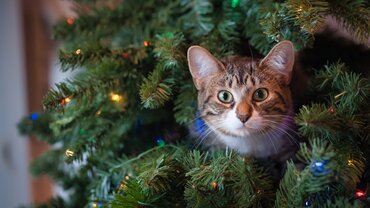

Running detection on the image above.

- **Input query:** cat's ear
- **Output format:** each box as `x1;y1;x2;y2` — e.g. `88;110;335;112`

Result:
187;46;224;90
259;41;295;85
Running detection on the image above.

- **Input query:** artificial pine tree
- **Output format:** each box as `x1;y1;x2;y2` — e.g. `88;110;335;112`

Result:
18;0;370;207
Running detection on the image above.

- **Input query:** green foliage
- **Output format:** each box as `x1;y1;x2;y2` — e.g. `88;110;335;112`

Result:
17;0;370;207
323;197;362;208
110;179;158;208
139;63;175;109
275;140;336;207
328;0;370;44
108;148;274;208
174;82;197;125
275;139;365;207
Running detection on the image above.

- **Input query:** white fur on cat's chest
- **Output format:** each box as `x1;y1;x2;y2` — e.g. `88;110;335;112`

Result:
216;131;286;158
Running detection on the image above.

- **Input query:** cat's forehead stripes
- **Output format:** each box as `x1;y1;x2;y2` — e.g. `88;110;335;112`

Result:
220;57;262;87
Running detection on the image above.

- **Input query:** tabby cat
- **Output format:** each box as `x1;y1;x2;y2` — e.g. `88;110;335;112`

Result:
187;41;299;162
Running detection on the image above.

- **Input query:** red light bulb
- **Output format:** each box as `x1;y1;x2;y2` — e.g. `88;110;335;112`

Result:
355;190;365;197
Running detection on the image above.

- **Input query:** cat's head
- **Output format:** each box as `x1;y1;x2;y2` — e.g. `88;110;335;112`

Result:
187;41;295;139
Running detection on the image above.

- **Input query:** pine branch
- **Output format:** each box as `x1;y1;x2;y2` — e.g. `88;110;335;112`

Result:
275;140;336;207
240;0;276;54
335;72;370;114
184;150;274;207
285;0;329;33
58;46;147;71
174;82;197;125
42;72;119;110
137;155;184;193
110;178;156;208
17;112;55;142
295;103;343;141
314;62;348;90
324;196;362;207
139;63;175;109
180;0;215;37
153;33;187;71
328;0;370;45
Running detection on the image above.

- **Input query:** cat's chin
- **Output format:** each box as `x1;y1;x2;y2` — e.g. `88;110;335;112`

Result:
220;126;256;138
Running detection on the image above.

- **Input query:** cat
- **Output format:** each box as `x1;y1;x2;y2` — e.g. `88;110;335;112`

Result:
187;41;301;162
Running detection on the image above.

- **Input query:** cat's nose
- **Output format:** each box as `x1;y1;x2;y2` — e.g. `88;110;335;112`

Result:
237;114;250;123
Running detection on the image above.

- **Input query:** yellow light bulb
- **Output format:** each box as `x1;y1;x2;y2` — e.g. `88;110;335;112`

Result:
110;93;122;102
212;182;217;189
64;97;71;103
119;183;126;190
297;5;303;12
347;159;354;166
65;149;74;157
75;49;81;55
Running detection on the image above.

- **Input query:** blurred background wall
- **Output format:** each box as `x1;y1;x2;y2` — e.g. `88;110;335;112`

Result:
0;0;75;207
0;0;31;207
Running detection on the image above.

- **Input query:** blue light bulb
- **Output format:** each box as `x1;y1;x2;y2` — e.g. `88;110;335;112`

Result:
30;112;39;121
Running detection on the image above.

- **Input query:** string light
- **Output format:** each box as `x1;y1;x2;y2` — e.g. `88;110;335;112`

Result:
303;200;312;207
143;40;150;47
66;17;75;25
96;110;102;116
355;190;365;197
119;183;126;190
125;175;130;180
329;106;335;114
297;5;303;12
65;149;74;157
347;159;354;166
61;97;71;105
122;52;129;59
79;128;86;135
163;31;175;38
310;161;328;175
75;49;81;55
30;112;39;121
110;92;122;102
156;138;165;147
92;202;97;208
231;0;239;8
212;181;217;189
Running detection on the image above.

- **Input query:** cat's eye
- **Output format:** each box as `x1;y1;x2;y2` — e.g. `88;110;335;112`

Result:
217;90;233;104
253;88;269;101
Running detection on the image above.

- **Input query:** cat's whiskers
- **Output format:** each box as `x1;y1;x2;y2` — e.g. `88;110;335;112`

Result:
193;123;213;148
193;120;224;149
254;125;275;154
261;119;299;147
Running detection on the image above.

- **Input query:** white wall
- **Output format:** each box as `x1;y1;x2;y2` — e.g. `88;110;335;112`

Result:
0;0;30;207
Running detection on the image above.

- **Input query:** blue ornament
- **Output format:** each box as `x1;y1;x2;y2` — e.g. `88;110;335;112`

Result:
310;161;328;175
194;112;208;137
30;112;39;121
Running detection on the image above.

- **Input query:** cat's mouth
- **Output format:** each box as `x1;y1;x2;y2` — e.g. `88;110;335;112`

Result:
230;121;273;137
224;124;258;137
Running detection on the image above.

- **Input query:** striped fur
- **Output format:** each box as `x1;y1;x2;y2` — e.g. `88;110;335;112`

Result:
188;41;299;161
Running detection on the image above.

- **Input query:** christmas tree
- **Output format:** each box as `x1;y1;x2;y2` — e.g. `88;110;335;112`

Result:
18;0;370;207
